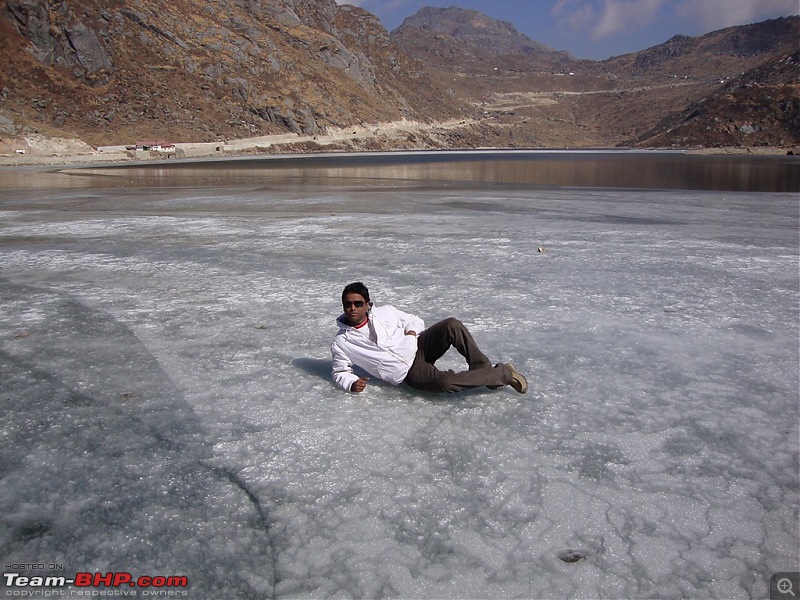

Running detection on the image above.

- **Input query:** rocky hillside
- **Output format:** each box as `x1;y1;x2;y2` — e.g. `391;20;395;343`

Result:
603;17;800;81
0;0;461;146
392;10;799;149
635;50;800;148
391;6;573;74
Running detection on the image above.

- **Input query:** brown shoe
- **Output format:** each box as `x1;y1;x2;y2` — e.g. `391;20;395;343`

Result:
508;364;528;394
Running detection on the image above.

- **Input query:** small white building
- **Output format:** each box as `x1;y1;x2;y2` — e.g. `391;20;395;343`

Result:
136;141;176;153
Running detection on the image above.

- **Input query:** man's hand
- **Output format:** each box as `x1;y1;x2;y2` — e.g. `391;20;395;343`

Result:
405;331;417;336
350;377;369;393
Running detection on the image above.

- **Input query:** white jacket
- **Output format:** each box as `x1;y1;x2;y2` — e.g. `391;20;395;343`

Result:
331;305;425;391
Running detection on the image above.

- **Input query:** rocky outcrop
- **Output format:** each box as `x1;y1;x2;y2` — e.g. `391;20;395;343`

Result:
5;0;112;83
254;103;321;136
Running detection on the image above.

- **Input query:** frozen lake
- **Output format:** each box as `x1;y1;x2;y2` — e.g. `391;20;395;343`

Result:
1;152;798;599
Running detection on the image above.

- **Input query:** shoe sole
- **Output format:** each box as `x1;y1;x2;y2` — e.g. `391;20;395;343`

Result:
508;364;528;394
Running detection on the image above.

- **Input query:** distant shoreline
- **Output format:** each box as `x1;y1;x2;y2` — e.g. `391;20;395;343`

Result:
0;144;795;172
1;114;796;170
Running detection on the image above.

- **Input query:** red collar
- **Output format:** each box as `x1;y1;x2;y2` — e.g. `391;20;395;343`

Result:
353;317;369;329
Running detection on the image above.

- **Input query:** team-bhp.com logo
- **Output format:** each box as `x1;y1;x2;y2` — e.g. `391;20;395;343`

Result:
4;571;188;596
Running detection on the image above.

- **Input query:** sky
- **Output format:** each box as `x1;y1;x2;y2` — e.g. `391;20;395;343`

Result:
335;0;799;60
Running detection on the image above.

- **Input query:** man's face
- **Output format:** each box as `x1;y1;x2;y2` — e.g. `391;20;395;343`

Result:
342;292;369;326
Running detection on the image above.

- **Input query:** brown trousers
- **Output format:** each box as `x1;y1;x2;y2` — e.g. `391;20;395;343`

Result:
403;317;513;393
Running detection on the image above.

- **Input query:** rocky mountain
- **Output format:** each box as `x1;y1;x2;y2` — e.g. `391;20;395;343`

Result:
602;16;800;81
0;0;461;146
392;9;800;149
635;50;800;148
391;6;573;74
0;1;797;154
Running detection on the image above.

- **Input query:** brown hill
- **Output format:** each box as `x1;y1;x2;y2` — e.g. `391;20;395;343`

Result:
604;17;800;81
0;0;460;146
393;10;800;149
391;6;573;74
635;50;800;148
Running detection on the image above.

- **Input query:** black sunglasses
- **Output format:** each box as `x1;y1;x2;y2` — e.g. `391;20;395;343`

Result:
343;300;366;308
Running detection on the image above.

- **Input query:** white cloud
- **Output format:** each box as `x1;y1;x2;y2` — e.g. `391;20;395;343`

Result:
591;0;668;39
552;0;670;38
550;0;798;41
551;0;598;32
676;0;799;30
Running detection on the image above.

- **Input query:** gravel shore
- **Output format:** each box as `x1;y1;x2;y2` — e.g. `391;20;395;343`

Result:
0;121;793;170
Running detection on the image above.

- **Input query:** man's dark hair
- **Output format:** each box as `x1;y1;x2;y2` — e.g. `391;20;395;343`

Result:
342;282;370;303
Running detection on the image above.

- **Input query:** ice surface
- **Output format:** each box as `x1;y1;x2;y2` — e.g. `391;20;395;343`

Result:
0;162;798;599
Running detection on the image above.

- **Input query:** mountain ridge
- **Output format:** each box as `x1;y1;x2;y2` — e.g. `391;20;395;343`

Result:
392;8;799;149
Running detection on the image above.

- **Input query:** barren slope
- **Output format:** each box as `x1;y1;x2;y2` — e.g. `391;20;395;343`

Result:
0;0;461;146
